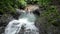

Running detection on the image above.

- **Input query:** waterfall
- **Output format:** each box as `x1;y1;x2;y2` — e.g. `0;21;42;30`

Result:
4;10;39;34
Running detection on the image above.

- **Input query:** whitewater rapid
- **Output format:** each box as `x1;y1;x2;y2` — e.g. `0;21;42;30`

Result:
4;10;39;34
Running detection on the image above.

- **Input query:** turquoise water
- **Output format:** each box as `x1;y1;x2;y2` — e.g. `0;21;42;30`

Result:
4;10;39;34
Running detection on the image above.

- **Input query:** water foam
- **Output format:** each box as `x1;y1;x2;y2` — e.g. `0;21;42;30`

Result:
4;10;39;34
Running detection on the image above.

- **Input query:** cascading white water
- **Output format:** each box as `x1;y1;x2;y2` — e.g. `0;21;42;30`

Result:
4;10;39;34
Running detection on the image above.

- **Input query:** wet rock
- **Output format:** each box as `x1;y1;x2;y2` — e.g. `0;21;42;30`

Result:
0;14;14;26
35;17;60;34
0;26;5;34
0;14;14;34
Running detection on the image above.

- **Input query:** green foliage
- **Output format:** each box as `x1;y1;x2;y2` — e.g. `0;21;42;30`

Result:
0;0;17;14
0;0;27;14
18;0;27;8
42;6;59;22
38;0;52;6
40;2;60;26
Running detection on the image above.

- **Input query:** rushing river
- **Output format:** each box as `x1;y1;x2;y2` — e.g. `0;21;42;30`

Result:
4;10;39;34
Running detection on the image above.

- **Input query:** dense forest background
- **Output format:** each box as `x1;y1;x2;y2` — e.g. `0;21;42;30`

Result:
0;0;60;34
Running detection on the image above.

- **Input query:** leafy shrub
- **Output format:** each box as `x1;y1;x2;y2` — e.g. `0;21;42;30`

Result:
32;0;60;26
